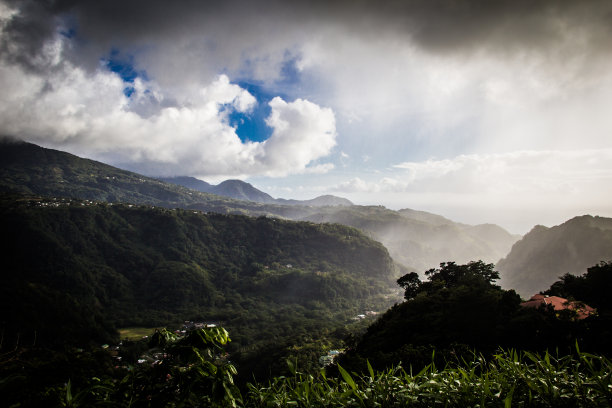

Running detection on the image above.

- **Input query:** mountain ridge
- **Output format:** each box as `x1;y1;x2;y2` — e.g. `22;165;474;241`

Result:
211;179;276;203
0;138;519;274
497;215;612;297
158;175;353;207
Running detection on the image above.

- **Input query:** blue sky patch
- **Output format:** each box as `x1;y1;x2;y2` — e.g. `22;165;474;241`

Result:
123;86;135;98
228;54;301;143
228;81;279;143
105;50;148;86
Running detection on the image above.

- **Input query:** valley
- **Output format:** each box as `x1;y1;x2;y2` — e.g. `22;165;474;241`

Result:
2;1;612;405
1;139;612;407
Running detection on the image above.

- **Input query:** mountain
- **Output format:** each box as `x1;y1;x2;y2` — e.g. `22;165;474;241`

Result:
0;138;224;207
0;139;306;216
159;175;353;207
210;179;276;203
157;176;212;192
397;208;456;226
0;139;518;272
497;215;612;297
0;194;397;354
297;205;520;272
277;194;353;207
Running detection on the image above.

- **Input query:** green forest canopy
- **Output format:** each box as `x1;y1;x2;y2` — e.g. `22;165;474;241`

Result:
0;194;399;378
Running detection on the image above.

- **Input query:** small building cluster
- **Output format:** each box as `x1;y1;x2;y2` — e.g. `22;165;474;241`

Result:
319;349;341;366
179;320;218;334
352;310;379;320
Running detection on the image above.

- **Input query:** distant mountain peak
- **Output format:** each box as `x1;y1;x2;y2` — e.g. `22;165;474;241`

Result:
277;195;353;207
159;176;353;207
397;208;454;226
210;179;276;204
157;176;211;193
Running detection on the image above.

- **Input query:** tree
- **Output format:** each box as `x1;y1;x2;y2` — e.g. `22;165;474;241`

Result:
424;260;499;287
338;261;514;372
396;272;421;300
545;261;612;312
396;260;499;300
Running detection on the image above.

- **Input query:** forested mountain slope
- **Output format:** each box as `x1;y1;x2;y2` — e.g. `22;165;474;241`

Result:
0;194;397;356
0;139;348;219
0;139;519;273
0;138;272;212
497;215;612;297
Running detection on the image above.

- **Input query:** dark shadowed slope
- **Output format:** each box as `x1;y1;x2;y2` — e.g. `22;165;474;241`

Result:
0;194;397;351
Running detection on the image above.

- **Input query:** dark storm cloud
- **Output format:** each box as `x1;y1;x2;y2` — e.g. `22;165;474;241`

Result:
4;0;612;71
0;0;55;70
373;0;610;52
0;1;79;65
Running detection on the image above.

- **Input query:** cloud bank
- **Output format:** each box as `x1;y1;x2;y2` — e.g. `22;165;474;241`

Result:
333;150;612;194
0;22;336;178
327;149;612;232
3;0;612;167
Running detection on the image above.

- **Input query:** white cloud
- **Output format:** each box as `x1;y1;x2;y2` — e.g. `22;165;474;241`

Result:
296;25;612;165
392;150;612;194
0;35;337;178
303;163;335;174
259;97;337;176
332;177;377;193
0;2;16;21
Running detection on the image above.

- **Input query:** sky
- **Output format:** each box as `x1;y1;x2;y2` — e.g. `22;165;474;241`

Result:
1;0;612;234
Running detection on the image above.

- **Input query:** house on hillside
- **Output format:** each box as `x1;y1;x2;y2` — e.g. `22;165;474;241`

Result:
521;294;596;320
319;350;342;367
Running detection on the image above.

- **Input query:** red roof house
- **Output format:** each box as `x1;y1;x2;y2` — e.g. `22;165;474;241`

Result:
521;294;596;320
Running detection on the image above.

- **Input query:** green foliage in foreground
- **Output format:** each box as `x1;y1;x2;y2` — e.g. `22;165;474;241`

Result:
3;327;612;407
247;349;612;407
2;327;241;408
20;346;612;407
